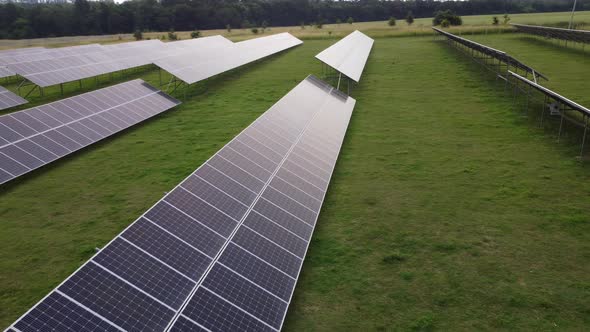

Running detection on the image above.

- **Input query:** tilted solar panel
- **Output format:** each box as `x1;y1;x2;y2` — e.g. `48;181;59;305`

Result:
512;23;590;44
0;86;27;111
0;44;104;66
8;75;356;331
0;79;180;184
155;33;302;85
432;27;548;80
315;30;374;83
508;70;590;117
0;66;16;78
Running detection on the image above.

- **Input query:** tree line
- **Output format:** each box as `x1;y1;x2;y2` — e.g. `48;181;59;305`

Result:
0;0;586;39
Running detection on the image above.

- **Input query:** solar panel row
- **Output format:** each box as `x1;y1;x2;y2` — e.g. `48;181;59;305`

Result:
7;41;166;87
0;79;180;184
508;70;590;117
315;30;374;83
155;33;302;85
432;27;548;80
9;75;356;332
0;44;104;66
0;85;27;111
0;47;47;78
512;23;590;44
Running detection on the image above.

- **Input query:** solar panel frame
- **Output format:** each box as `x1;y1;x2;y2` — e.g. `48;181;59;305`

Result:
8;75;355;332
0;85;28;110
315;30;375;83
0;79;180;184
508;70;590;117
432;27;548;80
512;23;590;44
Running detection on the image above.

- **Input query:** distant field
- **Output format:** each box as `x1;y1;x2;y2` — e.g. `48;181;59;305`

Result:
1;27;589;330
0;10;589;49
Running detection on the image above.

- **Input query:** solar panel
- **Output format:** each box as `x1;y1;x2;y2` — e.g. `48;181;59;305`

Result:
315;30;374;83
508;70;590;117
432;27;548;81
512;23;590;44
0;85;27;111
0;44;104;66
155;33;302;85
0;79;180;184
0;66;16;78
8;75;356;331
6;42;168;88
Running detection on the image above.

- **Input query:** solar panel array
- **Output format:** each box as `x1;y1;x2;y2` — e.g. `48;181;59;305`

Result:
9;74;356;331
512;23;590;44
0;86;28;110
0;44;104;67
315;30;375;83
6;41;166;87
432;27;548;80
0;79;180;184
155;33;302;84
0;47;47;78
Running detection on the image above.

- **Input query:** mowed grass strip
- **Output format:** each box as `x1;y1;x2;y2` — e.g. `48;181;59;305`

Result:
1;36;589;330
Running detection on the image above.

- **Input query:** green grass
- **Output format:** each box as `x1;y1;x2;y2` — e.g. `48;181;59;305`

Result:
1;33;590;330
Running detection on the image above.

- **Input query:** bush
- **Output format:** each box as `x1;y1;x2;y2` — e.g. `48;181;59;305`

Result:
503;14;511;25
167;30;177;40
251;27;259;34
441;19;450;28
388;17;396;27
226;24;231;32
316;21;323;29
133;30;143;40
406;11;414;25
433;10;462;26
492;16;499;25
347;17;354;24
190;31;201;38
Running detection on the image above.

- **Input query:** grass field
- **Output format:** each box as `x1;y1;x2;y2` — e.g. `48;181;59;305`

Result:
1;10;590;49
1;29;590;330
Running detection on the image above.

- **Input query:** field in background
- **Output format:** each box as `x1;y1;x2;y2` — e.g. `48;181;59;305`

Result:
1;30;589;330
0;10;590;49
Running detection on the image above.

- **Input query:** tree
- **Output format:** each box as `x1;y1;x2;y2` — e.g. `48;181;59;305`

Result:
406;11;414;25
167;30;177;40
190;30;200;38
261;20;268;32
133;29;143;40
441;19;450;28
226;24;231;33
347;17;354;25
492;16;499;25
433;10;462;26
251;27;258;34
388;17;396;27
503;14;511;25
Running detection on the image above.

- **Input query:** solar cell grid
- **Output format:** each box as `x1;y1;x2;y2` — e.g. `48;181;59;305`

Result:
0;85;28;110
512;23;590;44
0;79;180;185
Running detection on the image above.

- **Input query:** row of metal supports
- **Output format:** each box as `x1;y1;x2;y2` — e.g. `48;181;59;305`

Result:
507;74;588;158
436;33;588;159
